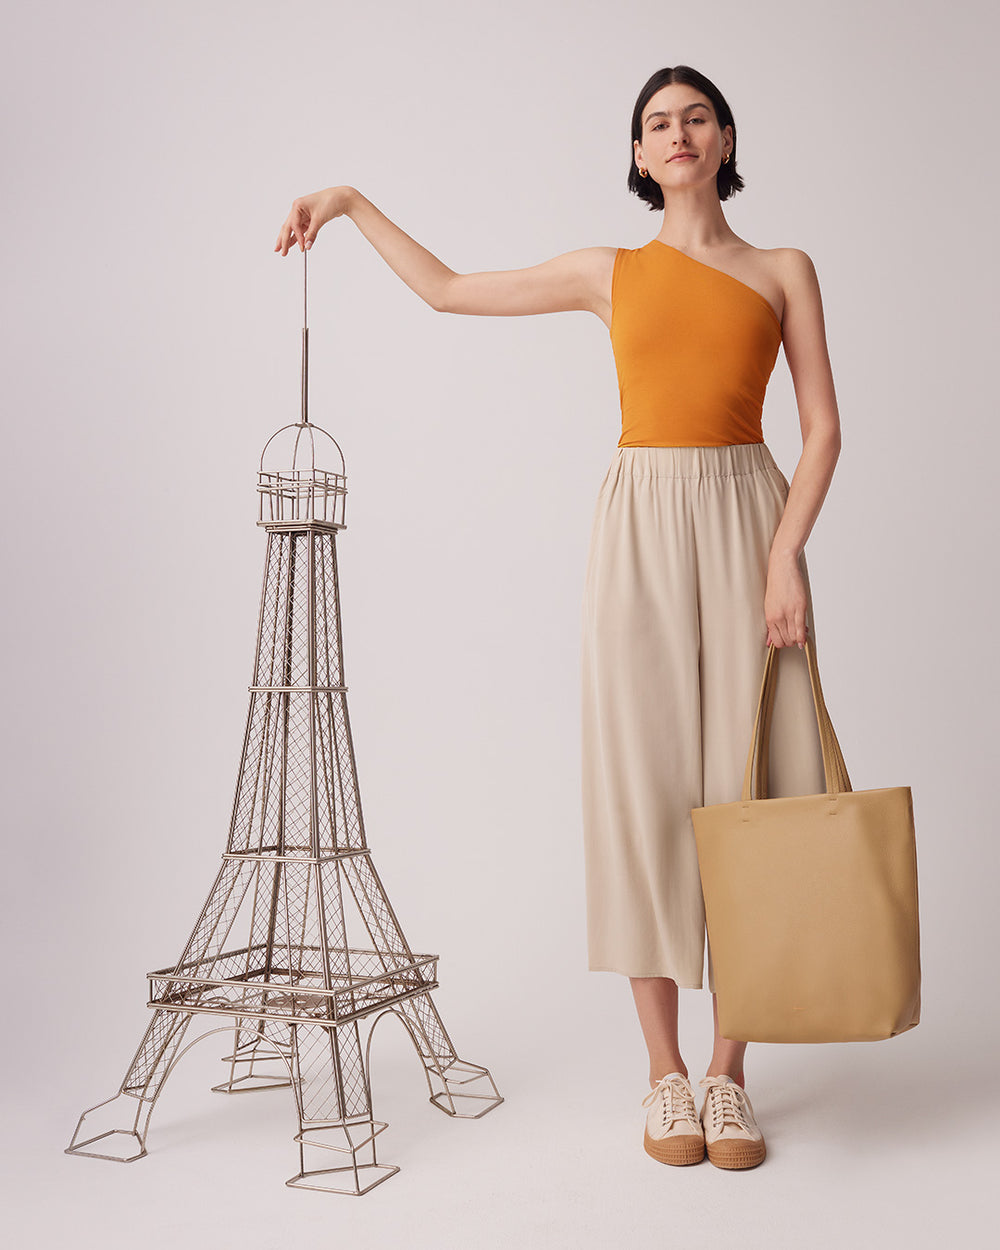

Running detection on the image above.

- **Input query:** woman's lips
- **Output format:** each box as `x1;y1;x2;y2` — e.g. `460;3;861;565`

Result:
670;154;696;161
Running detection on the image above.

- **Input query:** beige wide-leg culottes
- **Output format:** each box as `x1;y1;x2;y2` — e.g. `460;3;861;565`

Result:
580;442;827;991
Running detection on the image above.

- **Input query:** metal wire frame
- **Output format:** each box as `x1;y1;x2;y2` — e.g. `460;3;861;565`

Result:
257;423;347;530
66;254;502;1194
66;500;503;1194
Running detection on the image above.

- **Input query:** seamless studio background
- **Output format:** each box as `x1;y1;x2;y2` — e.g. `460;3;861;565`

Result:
2;1;996;1246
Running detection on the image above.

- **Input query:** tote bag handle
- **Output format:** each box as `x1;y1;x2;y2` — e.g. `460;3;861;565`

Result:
741;638;852;801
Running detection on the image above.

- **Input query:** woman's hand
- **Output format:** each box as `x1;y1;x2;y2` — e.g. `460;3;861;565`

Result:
274;186;355;256
763;550;810;649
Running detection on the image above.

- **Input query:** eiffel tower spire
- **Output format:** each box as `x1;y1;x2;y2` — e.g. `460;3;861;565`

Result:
66;250;503;1195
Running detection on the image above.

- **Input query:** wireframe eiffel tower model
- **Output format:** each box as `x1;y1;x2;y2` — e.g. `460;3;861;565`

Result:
66;251;503;1195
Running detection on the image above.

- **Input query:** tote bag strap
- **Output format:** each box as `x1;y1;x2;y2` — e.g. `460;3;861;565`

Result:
741;637;852;801
804;639;852;794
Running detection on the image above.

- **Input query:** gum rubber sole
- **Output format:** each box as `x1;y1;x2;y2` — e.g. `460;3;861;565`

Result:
705;1138;767;1169
643;1129;705;1166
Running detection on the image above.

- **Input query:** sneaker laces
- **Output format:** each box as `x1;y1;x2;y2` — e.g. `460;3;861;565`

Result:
641;1073;698;1130
700;1076;755;1133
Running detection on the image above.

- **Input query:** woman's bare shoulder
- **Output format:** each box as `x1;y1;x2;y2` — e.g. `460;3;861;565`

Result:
765;248;824;311
575;244;621;270
765;247;820;281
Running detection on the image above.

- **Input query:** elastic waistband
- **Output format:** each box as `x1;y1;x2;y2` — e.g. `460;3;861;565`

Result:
609;442;779;479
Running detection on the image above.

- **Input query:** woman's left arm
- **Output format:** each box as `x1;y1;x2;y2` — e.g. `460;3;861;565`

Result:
764;248;843;649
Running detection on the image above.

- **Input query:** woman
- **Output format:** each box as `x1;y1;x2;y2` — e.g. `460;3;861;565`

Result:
275;64;841;1172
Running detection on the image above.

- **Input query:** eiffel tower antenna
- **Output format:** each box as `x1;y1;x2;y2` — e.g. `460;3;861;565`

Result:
66;248;503;1195
301;244;309;424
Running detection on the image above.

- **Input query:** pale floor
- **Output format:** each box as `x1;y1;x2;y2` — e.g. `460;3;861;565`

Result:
10;980;993;1250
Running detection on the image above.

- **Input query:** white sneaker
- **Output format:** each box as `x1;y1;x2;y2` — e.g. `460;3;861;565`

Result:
697;1075;766;1169
641;1072;705;1166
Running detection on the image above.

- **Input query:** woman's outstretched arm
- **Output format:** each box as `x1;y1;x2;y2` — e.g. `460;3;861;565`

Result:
275;185;613;321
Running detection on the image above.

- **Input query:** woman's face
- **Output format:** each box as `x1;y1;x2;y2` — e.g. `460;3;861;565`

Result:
634;84;732;188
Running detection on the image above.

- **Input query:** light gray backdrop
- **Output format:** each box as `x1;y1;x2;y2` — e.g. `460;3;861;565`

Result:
2;0;996;1245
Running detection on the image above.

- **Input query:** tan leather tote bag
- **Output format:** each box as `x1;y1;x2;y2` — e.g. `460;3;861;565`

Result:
691;638;921;1044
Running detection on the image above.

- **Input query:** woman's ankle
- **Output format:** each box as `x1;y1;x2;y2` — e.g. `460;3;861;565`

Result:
704;1067;745;1089
649;1066;688;1087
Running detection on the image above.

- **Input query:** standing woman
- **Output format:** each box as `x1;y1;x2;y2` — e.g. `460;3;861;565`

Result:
275;64;841;1173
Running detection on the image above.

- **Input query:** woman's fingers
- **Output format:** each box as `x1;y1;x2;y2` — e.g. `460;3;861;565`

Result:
274;221;296;256
290;212;308;253
275;197;325;255
763;557;811;649
275;208;310;256
766;617;791;648
275;189;349;255
790;607;808;648
766;616;810;649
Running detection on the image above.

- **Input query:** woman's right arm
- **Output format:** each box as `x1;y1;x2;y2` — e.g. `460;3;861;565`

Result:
275;185;613;322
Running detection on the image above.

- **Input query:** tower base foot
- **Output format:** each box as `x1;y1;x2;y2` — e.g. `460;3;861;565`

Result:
285;1162;399;1195
287;1118;396;1193
212;1033;294;1093
211;1071;293;1094
65;1094;149;1163
428;1058;504;1119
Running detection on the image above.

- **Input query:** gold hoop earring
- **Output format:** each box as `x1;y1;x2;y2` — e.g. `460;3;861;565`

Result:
723;152;730;164
638;167;648;178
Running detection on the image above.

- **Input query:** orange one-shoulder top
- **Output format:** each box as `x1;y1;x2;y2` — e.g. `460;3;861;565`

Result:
609;240;783;447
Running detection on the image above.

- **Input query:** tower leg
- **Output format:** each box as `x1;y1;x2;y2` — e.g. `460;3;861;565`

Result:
67;855;261;1160
212;1016;294;1094
65;1009;195;1162
397;992;504;1118
283;1020;397;1195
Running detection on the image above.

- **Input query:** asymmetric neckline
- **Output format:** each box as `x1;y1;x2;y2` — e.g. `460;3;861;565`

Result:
646;239;782;331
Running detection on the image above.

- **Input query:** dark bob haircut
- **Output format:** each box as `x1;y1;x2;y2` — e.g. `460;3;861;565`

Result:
627;65;745;209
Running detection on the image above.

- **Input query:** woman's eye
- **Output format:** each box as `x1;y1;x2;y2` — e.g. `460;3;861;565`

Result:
652;117;705;130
